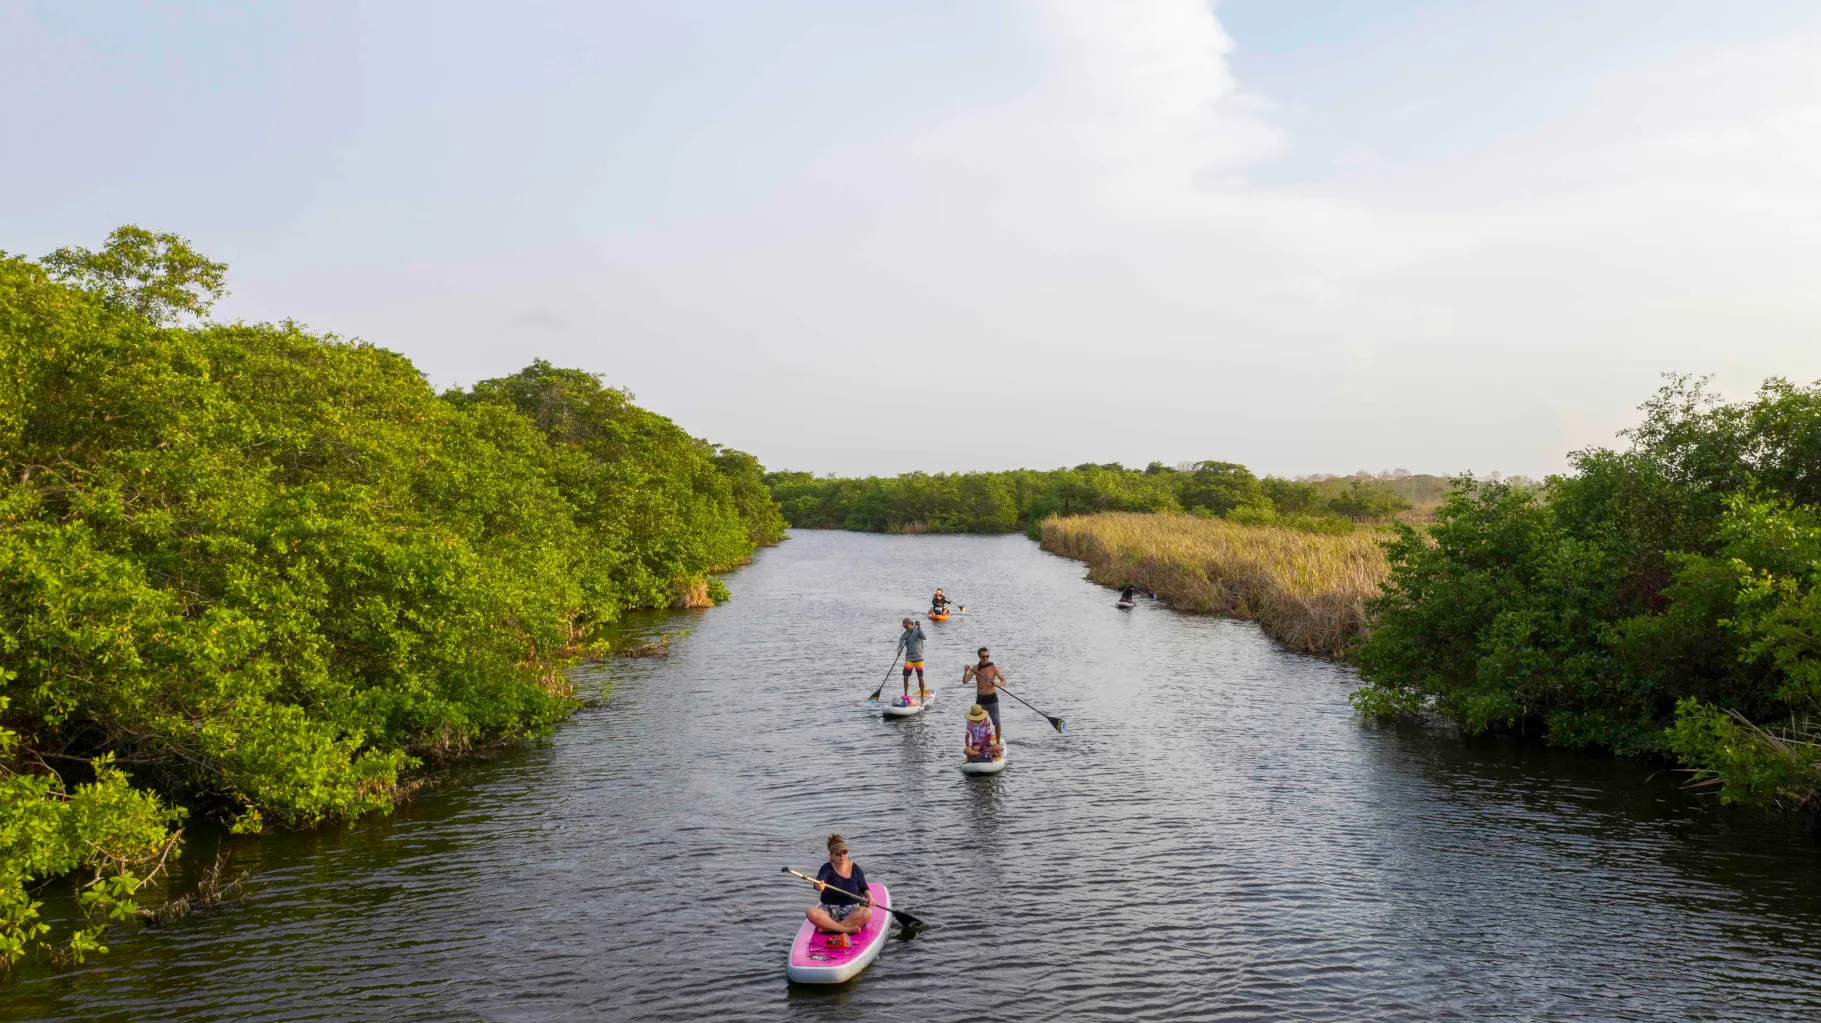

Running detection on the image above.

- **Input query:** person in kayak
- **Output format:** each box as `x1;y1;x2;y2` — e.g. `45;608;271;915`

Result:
963;703;1002;762
1119;584;1137;603
895;617;927;704
962;646;1007;741
930;589;951;615
806;833;872;944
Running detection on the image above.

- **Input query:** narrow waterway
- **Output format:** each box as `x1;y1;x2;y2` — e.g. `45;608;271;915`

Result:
12;531;1821;1022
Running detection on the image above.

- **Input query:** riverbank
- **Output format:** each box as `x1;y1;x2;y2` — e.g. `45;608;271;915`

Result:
1039;512;1389;657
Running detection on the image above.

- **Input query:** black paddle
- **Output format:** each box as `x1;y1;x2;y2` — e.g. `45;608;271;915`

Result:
997;683;1067;734
783;867;927;929
958;677;1067;735
865;653;903;704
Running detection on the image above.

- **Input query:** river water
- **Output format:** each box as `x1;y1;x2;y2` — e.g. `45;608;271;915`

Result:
11;531;1821;1022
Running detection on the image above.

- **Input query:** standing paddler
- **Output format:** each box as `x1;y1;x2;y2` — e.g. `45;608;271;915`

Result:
962;646;1007;741
895;617;928;705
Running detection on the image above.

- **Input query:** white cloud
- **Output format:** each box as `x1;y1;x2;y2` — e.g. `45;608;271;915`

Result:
204;0;1821;477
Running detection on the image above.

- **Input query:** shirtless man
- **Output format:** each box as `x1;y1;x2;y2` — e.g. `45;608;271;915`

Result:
962;646;1007;741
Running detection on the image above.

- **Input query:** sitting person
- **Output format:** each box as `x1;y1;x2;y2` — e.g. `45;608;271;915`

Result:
1119;584;1137;602
930;588;951;614
964;703;1002;762
806;833;872;946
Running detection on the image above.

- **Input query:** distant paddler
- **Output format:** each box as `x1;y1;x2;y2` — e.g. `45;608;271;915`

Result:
962;646;1007;742
930;589;953;617
894;617;928;705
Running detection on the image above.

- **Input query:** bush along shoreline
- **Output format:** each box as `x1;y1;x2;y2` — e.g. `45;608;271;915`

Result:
1351;376;1821;814
0;227;784;971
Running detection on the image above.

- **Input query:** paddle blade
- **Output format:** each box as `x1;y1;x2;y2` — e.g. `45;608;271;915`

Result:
889;906;926;930
1050;716;1068;734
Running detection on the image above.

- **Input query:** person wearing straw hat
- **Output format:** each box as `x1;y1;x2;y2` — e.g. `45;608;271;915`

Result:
963;703;1002;763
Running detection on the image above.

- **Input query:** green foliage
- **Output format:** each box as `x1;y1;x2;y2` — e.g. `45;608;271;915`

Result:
0;698;182;974
765;462;1412;537
1353;375;1821;809
40;225;226;326
0;229;782;968
1262;474;1428;522
1176;461;1264;516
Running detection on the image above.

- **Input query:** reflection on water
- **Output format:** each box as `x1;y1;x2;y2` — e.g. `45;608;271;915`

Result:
10;531;1821;1022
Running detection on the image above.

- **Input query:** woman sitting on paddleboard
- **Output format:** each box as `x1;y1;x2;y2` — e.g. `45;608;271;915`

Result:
962;647;1007;741
806;834;872;946
963;703;1002;762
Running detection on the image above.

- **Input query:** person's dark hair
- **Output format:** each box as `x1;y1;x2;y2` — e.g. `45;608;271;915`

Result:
977;647;990;657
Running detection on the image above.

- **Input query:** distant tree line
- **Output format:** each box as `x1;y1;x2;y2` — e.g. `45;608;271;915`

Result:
765;462;1443;536
0;228;784;969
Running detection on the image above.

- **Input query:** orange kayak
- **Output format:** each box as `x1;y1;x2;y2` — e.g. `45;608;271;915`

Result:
927;611;949;621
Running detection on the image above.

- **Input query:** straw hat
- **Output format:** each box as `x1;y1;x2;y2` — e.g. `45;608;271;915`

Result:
966;704;989;723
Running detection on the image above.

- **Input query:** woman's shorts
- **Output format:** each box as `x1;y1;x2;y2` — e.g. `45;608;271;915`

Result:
823;902;861;921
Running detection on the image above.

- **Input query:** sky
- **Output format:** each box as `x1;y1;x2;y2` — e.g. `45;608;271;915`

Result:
3;0;1818;478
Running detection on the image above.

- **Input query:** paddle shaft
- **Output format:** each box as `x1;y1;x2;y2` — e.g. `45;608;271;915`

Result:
866;653;903;703
783;868;924;927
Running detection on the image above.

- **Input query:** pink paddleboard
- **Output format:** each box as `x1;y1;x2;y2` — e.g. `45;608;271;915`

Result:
785;883;891;984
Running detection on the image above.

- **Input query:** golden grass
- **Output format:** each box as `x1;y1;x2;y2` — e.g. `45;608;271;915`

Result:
1039;512;1390;657
670;577;715;609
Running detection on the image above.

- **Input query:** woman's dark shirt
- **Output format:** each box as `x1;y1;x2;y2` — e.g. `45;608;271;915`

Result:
815;861;869;906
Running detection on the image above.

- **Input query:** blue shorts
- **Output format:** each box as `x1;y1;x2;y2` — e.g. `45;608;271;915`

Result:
823;902;861;921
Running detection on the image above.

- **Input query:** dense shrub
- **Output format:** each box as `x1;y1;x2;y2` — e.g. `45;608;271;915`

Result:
1353;377;1821;809
0;228;783;968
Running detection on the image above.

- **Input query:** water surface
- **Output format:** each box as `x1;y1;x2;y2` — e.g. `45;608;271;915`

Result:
12;532;1821;1021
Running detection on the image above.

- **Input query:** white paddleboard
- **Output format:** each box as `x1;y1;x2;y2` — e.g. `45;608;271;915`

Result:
882;689;934;718
958;750;1008;775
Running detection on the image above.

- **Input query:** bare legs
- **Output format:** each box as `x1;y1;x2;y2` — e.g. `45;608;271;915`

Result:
806;904;872;934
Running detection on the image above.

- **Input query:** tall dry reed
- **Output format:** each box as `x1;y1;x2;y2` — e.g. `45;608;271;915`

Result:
1039;512;1390;657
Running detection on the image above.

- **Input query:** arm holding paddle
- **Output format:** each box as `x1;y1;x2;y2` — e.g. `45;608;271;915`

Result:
784;867;926;928
958;663;1066;735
